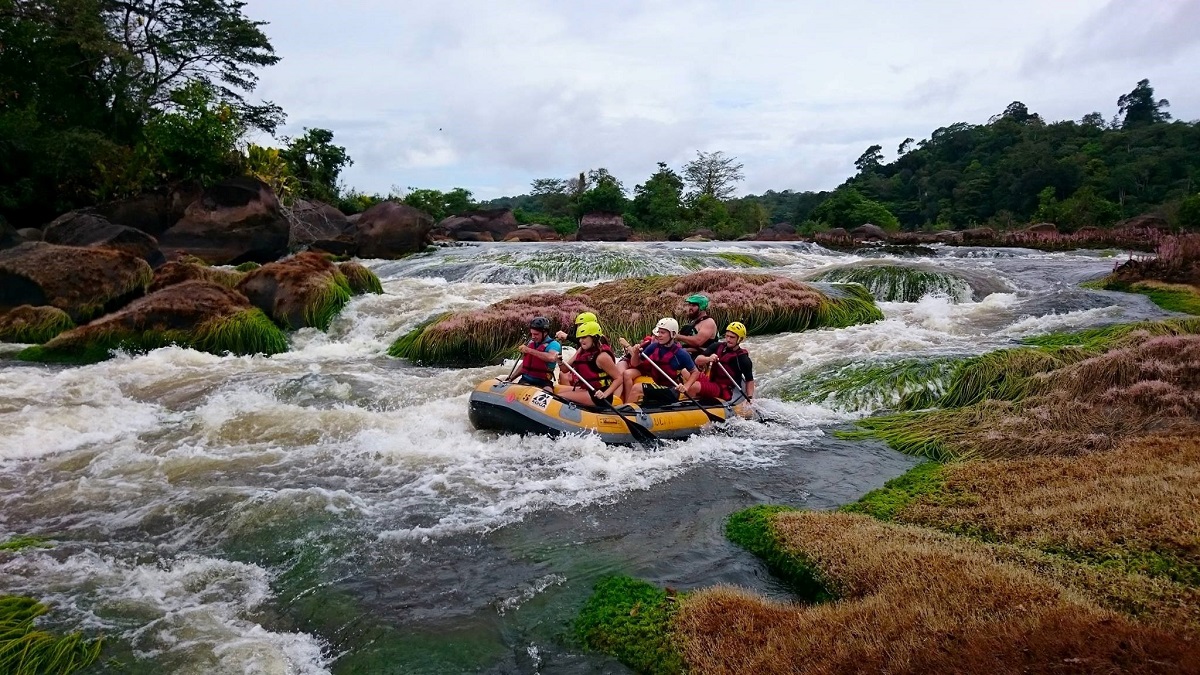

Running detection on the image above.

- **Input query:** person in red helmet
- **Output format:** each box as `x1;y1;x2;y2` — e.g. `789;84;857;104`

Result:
507;316;561;390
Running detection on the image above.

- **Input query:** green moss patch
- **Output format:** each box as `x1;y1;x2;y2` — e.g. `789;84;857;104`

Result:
0;536;52;552
0;596;103;675
841;462;950;521
338;262;384;295
726;505;835;603
390;270;883;366
234;261;262;273
0;306;75;344
575;576;684;675
302;272;353;331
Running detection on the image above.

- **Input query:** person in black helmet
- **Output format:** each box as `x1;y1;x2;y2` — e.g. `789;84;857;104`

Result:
507;316;561;390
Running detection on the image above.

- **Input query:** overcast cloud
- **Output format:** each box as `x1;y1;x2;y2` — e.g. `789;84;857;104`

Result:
246;0;1200;199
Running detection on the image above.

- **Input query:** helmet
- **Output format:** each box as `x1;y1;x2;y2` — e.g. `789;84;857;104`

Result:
529;317;551;331
686;294;709;310
574;311;597;325
726;321;747;340
654;317;679;336
576;321;603;338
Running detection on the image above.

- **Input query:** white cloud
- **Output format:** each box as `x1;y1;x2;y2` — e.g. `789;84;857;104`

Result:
245;0;1200;199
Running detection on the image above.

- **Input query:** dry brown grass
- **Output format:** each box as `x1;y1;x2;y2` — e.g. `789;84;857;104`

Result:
674;512;1198;675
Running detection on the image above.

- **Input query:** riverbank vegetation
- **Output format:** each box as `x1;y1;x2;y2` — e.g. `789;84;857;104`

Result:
389;270;883;366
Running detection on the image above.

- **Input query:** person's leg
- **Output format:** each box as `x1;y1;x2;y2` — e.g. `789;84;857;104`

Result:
627;382;645;404
556;385;594;407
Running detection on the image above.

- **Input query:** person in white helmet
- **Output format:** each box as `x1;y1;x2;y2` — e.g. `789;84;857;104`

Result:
622;317;699;407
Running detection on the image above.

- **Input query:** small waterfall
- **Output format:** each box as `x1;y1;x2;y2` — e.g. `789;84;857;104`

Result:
810;262;977;303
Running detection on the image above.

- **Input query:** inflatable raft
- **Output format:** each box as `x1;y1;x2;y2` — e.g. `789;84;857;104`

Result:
468;379;753;444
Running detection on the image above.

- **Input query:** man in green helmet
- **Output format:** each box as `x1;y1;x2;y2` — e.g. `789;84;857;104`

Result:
677;294;718;357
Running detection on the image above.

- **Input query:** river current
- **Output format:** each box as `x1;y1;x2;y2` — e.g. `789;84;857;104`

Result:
0;242;1174;673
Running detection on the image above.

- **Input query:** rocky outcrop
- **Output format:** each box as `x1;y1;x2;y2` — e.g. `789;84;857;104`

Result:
756;222;799;241
289;200;352;252
577;214;632;241
525;224;560;241
433;208;518;241
0;305;75;344
814;228;853;247
159;177;290;264
0;242;152;322
16;228;42;242
1113;214;1171;232
503;229;541;242
850;223;888;241
43;211;164;267
236;251;355;330
960;227;996;243
94;183;203;236
353;202;434;258
1024;222;1058;234
148;261;245;293
20;280;288;364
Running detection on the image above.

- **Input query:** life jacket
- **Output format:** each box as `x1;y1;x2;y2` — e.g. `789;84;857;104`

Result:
709;343;749;389
572;343;615;390
644;340;686;387
619;335;653;362
680;313;719;352
520;336;555;383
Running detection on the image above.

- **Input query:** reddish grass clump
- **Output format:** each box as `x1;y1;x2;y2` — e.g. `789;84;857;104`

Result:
674;512;1197;675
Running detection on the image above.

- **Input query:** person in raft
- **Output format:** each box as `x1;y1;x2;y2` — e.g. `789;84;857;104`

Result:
623;318;700;407
507;316;561;390
676;294;719;356
691;321;755;402
556;311;599;385
556;321;623;406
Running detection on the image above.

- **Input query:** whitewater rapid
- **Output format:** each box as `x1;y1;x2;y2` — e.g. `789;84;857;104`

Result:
0;242;1174;673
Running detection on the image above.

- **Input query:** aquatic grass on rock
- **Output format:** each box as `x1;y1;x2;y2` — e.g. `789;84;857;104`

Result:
0;596;104;675
726;505;835;602
575;576;684;675
191;308;291;356
840;461;950;522
811;263;974;303
0;306;75;344
390;270;883;366
0;535;52;552
301;271;353;331
780;356;962;412
338;261;384;295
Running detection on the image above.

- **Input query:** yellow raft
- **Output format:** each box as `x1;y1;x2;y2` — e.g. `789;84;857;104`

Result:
468;379;753;444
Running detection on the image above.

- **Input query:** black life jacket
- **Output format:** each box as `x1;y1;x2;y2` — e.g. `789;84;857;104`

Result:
680;312;719;352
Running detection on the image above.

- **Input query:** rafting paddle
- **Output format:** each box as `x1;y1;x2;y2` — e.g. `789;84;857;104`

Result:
559;358;660;449
636;348;726;425
713;359;781;424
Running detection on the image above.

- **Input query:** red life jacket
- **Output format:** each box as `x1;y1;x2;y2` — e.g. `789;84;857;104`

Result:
572;343;615;390
520;337;555;383
644;341;685;387
709;343;749;389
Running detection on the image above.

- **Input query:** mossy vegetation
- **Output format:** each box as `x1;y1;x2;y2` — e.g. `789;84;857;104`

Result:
710;252;768;268
726;505;835;602
0;306;75;344
233;261;261;272
840;461;949;521
301;271;353;331
812;263;972;302
390;270;883;366
780;356;961;412
0;535;52;552
575;576;684;675
337;262;384;295
0;596;104;675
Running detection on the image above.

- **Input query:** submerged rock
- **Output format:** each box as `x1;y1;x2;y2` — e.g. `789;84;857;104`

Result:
159;177;290;264
19;280;288;364
236;251;355;330
0;242;152;322
353;201;434;258
43;211;164;267
0;305;75;344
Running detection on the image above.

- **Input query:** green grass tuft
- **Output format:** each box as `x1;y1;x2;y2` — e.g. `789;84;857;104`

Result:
841;462;949;521
575;576;684;675
0;307;75;345
1021;317;1200;350
781;356;961;412
711;252;768;268
813;264;972;302
339;263;384;295
726;505;835;602
0;536;52;552
192;309;290;356
301;273;353;331
0;596;103;675
234;261;261;273
835;411;960;461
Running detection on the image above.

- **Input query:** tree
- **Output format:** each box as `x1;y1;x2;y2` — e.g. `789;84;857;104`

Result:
898;138;915;155
530;178;572;217
812;188;900;231
1080;112;1106;129
1118;79;1171;129
855;144;884;173
683;150;744;201
587;168;624;194
575;180;626;217
629;162;684;231
140;81;245;185
279;128;352;203
402;187;475;221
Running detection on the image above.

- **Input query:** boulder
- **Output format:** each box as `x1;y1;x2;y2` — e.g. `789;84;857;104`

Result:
1113;214;1171;232
352;201;434;258
94;183;203;236
683;235;710;242
503;229;541;242
43;211;164;267
850;223;889;241
16;228;42;242
433;208;518;241
1024;222;1058;234
577;214;632;241
960;227;996;243
815;228;854;247
159;177;290;264
148;261;245;293
0;305;75;344
0;242;152;322
0;215;18;249
527;224;560;241
770;222;797;235
693;228;716;239
236;251;355;331
289;199;352;250
22;280;288;363
456;231;494;242
936;230;964;244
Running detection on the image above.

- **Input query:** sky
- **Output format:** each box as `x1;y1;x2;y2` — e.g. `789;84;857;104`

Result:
245;0;1200;200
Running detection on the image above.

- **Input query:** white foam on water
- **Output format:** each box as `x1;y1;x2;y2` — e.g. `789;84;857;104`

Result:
999;304;1129;338
0;551;331;675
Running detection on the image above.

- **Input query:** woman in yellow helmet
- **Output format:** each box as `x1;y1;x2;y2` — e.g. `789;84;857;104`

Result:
557;311;601;385
691;321;755;401
556;321;623;407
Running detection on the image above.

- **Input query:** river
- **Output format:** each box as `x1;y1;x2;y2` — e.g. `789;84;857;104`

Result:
0;241;1174;674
